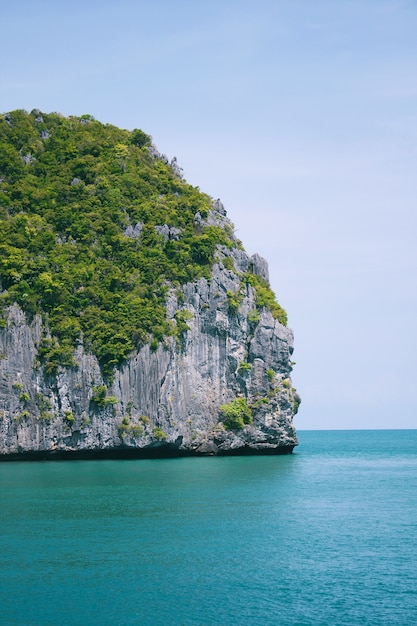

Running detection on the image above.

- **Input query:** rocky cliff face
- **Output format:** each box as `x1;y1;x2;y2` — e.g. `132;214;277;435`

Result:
0;205;299;459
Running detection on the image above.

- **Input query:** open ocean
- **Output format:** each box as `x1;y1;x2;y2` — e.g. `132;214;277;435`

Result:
1;430;416;625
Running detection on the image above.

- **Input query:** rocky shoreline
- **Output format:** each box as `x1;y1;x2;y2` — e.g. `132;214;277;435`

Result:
0;442;296;462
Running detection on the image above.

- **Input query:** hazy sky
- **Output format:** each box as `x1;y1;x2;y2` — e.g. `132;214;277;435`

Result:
2;0;416;429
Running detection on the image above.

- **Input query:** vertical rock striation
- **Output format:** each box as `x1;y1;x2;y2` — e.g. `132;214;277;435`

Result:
0;204;299;459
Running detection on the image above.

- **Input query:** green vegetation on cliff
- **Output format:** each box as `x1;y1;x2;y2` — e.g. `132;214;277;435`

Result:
220;397;253;430
0;109;286;377
0;110;233;374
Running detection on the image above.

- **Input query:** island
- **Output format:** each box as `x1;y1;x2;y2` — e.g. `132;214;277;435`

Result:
0;110;299;459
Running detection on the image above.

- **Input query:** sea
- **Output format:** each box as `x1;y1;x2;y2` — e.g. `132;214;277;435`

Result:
0;430;416;626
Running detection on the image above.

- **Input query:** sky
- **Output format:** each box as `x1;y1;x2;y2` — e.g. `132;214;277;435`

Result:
1;0;416;429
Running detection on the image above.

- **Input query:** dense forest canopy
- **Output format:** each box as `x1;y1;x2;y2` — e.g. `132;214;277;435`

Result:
0;110;285;377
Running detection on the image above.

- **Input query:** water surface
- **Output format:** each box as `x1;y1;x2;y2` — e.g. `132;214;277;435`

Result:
1;430;416;625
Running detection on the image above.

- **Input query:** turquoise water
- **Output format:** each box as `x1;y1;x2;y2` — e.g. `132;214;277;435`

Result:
1;430;416;625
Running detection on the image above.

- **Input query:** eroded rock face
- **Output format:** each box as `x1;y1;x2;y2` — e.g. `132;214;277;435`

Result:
0;211;299;459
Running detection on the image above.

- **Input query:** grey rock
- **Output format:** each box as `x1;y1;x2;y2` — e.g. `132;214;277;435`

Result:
0;210;298;459
250;253;270;284
123;222;144;239
155;224;182;241
193;212;204;234
147;145;172;166
21;154;35;165
213;199;226;215
170;157;183;179
148;145;161;160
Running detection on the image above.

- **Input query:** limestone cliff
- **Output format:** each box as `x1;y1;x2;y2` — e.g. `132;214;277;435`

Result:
0;220;299;459
0;111;299;459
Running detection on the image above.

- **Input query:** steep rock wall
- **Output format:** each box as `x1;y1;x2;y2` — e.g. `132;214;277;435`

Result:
0;248;299;459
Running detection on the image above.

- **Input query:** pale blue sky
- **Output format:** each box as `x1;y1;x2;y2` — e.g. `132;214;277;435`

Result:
2;0;416;429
